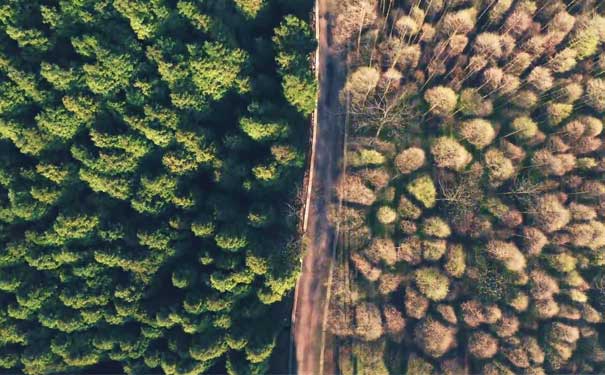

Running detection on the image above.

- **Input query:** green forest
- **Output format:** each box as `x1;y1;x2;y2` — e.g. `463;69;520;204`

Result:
0;0;315;374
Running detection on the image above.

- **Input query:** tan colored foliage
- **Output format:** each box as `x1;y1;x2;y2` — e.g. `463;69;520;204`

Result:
337;175;376;206
461;299;502;328
414;318;456;358
431;137;472;171
351;252;381;281
458;119;496;149
468;331;499;359
354;302;383;341
585;78;605;112
383;304;406;342
397;236;423;265
529;270;560;300
530;194;571;233
405;286;429;319
424;86;458;117
494;312;519;338
394;147;425;174
414;267;450;301
486;241;527;272
364;238;397;266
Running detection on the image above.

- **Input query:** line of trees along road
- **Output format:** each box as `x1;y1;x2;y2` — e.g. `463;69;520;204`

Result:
0;0;315;374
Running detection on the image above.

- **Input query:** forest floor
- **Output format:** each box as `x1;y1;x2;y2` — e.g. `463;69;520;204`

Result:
292;0;345;373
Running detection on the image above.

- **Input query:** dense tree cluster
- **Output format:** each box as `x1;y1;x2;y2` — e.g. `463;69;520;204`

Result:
329;0;605;374
0;0;314;374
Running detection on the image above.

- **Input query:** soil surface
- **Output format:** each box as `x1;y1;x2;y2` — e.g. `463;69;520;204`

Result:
292;0;346;374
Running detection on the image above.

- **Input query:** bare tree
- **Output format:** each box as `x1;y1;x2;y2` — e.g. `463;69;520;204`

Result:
348;83;420;139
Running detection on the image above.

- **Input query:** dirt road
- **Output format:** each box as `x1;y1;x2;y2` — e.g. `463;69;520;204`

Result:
291;0;345;373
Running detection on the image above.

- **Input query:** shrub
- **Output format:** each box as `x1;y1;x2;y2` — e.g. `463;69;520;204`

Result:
406;175;437;208
414;267;450;301
394;147;425;174
458;119;496;149
431;137;472;171
414;318;456;358
421;217;451;238
424;86;457;117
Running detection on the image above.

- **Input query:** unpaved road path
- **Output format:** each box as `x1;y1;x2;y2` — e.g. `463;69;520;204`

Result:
292;0;345;373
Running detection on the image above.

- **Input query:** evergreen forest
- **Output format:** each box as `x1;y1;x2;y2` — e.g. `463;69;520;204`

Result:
0;0;315;374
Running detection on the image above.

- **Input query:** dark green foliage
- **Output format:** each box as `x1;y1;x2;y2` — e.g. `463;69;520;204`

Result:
0;1;313;373
273;15;317;115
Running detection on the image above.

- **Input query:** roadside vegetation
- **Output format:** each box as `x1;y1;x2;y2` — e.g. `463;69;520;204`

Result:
328;0;605;374
0;1;315;374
